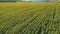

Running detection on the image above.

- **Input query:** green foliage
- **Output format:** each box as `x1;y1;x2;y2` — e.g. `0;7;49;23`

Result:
0;2;60;34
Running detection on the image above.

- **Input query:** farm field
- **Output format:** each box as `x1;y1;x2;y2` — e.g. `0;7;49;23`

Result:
0;2;60;34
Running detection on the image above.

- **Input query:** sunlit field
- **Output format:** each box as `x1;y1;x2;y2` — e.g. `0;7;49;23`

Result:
0;2;60;34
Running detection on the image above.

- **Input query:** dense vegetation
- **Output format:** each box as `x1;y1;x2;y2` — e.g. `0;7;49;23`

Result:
0;2;60;34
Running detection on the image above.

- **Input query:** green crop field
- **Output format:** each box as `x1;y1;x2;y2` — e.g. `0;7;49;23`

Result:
0;2;60;34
